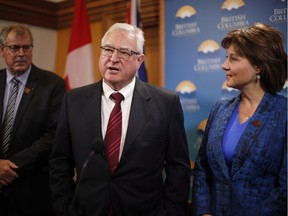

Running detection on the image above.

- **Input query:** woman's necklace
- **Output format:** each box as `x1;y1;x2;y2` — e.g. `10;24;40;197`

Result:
239;102;256;123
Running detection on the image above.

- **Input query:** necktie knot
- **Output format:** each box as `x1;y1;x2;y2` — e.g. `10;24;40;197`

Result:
110;92;124;104
12;77;20;85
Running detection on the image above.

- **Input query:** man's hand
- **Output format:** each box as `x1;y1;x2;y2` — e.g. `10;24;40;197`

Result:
0;159;19;186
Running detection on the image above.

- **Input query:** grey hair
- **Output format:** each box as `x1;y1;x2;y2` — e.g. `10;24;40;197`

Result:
101;23;145;54
0;24;33;46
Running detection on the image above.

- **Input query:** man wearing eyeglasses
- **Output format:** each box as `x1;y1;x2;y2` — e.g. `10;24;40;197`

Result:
0;24;66;216
50;23;190;216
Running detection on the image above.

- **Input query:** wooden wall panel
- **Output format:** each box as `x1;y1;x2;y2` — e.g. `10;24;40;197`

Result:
55;21;160;86
0;0;162;86
55;28;70;76
0;0;159;30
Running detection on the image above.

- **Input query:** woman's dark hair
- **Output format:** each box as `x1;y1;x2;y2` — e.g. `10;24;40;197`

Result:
221;22;287;93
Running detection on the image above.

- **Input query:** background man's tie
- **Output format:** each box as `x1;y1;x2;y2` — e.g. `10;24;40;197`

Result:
1;77;20;158
105;92;124;173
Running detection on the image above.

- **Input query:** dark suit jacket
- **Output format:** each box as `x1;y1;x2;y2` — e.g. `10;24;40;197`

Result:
50;78;190;216
0;65;66;216
192;93;287;216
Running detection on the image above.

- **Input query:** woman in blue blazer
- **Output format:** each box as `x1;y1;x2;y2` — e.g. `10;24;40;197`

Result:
192;23;287;216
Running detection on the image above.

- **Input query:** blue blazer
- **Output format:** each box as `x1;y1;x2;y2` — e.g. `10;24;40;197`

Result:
192;93;287;216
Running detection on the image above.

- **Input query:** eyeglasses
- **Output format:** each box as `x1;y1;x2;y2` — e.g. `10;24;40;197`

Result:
2;45;33;53
100;46;140;60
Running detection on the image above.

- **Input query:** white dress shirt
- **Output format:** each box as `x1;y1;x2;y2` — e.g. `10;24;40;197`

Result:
101;77;135;160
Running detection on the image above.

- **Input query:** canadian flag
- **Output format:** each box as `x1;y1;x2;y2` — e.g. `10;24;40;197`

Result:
127;0;148;82
64;0;95;90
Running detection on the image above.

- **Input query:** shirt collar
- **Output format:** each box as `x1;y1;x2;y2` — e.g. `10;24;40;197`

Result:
6;66;31;86
102;76;136;101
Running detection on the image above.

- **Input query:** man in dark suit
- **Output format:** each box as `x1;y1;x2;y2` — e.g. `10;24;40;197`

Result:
50;23;190;216
0;24;66;216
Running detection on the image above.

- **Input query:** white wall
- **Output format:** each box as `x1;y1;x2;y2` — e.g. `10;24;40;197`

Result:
0;20;57;73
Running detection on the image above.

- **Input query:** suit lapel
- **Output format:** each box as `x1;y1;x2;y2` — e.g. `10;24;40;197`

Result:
11;67;38;138
211;96;240;180
122;79;152;155
231;93;273;178
0;70;6;124
80;81;103;141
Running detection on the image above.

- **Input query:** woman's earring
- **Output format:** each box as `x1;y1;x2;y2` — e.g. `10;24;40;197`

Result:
256;74;260;82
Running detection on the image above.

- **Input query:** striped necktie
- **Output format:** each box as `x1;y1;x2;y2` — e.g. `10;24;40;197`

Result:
1;77;20;158
105;92;124;173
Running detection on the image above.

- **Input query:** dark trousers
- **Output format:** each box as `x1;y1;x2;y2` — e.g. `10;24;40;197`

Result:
0;190;56;216
0;191;25;216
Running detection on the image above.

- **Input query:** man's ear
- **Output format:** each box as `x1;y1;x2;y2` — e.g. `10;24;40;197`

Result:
137;54;145;69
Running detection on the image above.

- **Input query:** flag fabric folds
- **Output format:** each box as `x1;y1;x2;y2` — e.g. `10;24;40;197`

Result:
64;0;95;90
127;0;148;82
